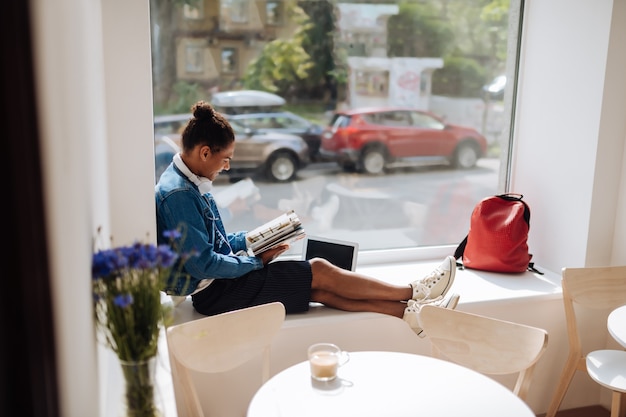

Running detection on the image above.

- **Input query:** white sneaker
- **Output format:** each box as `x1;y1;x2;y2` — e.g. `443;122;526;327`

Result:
403;293;460;338
410;256;456;301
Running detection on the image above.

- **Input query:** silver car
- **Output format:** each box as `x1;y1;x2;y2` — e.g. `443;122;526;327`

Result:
154;113;309;183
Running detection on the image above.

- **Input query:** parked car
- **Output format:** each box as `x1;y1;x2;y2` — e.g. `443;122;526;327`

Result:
153;113;310;183
226;111;324;161
211;90;285;114
320;107;488;175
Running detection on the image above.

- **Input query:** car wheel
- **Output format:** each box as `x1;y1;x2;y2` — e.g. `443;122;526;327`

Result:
266;151;297;182
360;146;387;175
453;142;479;169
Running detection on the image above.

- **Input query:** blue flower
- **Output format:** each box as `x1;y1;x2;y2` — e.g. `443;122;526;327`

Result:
91;227;192;361
163;229;182;240
92;249;128;279
113;293;134;308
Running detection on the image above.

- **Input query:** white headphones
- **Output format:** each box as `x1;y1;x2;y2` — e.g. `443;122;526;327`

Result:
172;153;213;195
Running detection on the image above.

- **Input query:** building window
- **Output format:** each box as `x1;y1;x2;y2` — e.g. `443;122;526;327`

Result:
266;1;282;25
355;70;389;97
221;0;248;24
185;45;204;73
221;47;237;73
183;2;204;20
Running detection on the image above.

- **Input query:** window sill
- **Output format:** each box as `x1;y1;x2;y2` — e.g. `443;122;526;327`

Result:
357;260;562;306
169;256;561;326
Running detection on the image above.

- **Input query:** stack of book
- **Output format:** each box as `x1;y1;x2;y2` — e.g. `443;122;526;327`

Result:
245;209;305;255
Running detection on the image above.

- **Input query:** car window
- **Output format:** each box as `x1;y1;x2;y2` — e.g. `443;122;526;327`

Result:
361;113;380;125
228;120;247;135
265;117;283;128
154;120;184;135
232;118;250;128
278;115;307;129
411;112;445;130
381;111;411;127
333;115;351;129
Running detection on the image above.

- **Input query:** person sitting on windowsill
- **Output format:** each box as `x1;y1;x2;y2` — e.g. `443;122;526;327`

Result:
154;100;460;337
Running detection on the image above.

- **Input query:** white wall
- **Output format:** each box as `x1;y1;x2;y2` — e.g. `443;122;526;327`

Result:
513;0;626;272
30;0;108;415
29;0;625;415
101;0;157;245
512;0;626;410
30;0;156;415
606;0;626;266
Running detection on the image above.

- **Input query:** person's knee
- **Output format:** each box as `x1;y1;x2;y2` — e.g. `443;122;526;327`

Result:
309;258;338;288
309;257;333;275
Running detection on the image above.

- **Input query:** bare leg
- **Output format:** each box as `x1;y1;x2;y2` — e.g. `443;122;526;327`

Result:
308;258;460;336
309;258;412;303
311;289;407;317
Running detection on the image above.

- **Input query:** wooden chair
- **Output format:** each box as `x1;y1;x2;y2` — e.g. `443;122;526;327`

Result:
546;266;626;417
166;302;286;417
419;304;548;401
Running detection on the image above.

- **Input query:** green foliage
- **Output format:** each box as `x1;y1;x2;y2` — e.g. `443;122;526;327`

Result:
387;2;454;58
153;81;204;115
284;102;328;125
149;0;512;106
243;4;314;96
170;82;204;114
432;56;487;97
298;0;340;95
386;0;509;97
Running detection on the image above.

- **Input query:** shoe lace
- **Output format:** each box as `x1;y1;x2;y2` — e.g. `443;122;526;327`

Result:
404;295;445;313
411;282;431;301
421;265;446;289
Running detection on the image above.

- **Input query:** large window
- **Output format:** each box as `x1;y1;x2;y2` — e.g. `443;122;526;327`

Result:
150;0;518;258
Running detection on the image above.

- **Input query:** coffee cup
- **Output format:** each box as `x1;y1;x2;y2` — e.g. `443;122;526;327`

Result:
308;342;350;381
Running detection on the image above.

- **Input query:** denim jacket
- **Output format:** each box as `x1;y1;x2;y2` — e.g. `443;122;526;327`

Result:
155;163;263;295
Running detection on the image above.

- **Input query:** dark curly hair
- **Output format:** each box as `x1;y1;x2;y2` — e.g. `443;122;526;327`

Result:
181;101;235;152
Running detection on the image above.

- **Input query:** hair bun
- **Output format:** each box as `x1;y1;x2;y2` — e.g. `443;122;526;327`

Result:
192;101;215;120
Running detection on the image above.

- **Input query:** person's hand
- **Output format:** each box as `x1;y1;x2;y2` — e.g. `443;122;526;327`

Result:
259;243;290;264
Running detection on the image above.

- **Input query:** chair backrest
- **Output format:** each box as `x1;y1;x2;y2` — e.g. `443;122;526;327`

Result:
166;302;286;417
545;266;626;417
561;266;626;354
419;305;548;400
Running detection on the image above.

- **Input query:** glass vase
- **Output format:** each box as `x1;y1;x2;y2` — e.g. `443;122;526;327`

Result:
119;357;160;417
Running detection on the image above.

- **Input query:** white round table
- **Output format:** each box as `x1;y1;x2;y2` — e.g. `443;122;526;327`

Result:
247;351;535;417
608;305;626;348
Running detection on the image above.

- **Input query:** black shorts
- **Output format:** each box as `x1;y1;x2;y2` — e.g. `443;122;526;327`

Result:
191;260;313;316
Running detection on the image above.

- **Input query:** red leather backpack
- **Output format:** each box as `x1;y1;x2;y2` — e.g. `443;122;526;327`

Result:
454;193;541;274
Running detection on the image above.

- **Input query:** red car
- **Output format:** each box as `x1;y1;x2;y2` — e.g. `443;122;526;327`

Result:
320;107;488;174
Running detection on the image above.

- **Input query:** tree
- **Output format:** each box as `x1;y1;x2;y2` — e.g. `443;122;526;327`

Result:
386;0;510;97
387;2;454;58
242;4;314;100
298;0;340;101
150;0;181;112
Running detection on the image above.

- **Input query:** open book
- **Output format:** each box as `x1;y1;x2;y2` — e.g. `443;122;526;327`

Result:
245;209;305;256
